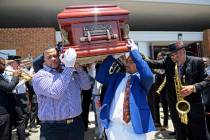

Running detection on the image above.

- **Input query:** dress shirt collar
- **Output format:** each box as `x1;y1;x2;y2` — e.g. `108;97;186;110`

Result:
43;65;58;73
126;72;140;79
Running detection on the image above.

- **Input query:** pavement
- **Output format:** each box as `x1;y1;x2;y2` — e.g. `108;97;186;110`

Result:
12;111;176;140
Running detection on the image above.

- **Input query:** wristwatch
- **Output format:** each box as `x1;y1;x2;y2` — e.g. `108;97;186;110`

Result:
192;85;197;93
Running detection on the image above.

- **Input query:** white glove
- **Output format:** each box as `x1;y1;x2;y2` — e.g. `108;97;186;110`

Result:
125;52;130;58
113;53;124;59
127;39;138;50
60;48;77;67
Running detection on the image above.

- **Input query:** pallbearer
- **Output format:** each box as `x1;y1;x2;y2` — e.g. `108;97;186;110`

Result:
32;47;91;140
96;39;155;140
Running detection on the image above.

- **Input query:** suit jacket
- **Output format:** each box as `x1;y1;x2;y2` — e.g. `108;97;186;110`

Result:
147;55;210;122
147;55;209;103
0;74;19;114
96;50;155;134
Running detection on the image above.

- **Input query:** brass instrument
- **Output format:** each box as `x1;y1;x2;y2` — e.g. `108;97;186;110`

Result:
153;68;166;95
174;63;190;125
156;76;166;94
5;56;33;69
4;69;33;81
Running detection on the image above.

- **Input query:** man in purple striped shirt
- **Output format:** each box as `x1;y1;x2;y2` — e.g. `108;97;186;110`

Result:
32;47;91;140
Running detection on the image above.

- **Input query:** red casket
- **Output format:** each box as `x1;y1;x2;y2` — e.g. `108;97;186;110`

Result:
57;4;130;64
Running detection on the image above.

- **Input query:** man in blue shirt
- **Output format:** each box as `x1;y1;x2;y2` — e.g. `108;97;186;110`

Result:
32;47;91;140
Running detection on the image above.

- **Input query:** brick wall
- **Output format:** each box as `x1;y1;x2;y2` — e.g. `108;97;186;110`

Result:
0;28;56;58
203;29;210;57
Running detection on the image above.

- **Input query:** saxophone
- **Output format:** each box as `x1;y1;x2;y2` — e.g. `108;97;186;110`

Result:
156;76;166;95
174;63;190;125
154;68;166;95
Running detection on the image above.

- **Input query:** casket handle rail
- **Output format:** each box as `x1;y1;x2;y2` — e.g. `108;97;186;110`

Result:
80;30;118;42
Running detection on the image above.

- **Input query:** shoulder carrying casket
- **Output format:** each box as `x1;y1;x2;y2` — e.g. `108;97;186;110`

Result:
57;4;130;64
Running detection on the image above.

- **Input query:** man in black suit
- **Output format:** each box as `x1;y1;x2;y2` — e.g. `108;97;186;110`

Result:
146;42;210;140
0;57;20;140
202;57;210;133
153;52;169;130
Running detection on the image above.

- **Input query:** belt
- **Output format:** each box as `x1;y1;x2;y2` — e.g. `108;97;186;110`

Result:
41;115;80;124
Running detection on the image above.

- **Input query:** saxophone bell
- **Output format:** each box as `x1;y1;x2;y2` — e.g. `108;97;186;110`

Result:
176;100;191;115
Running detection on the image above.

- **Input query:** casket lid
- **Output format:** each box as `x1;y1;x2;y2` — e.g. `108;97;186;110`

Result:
57;4;129;19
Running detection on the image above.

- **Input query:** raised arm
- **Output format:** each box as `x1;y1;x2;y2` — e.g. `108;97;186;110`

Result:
130;50;153;92
95;56;116;86
32;67;74;99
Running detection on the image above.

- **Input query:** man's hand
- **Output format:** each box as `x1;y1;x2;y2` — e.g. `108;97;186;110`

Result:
13;70;21;77
127;39;138;50
60;48;77;67
180;85;195;97
96;99;101;108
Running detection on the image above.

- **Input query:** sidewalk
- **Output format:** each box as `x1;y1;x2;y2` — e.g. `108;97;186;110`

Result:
11;111;175;140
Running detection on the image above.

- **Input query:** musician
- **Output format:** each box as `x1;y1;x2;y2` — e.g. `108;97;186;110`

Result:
153;52;169;130
5;57;30;140
32;47;91;140
146;41;210;140
95;39;155;140
0;57;20;140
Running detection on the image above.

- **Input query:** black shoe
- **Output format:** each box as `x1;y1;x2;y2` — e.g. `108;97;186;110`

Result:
154;123;161;127
155;123;162;130
29;127;39;133
160;125;168;131
25;131;31;137
169;131;176;136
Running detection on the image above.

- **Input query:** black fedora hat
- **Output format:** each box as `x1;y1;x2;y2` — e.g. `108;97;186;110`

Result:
7;55;21;60
168;41;186;53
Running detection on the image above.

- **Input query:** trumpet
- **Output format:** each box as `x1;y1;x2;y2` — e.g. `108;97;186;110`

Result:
4;69;33;81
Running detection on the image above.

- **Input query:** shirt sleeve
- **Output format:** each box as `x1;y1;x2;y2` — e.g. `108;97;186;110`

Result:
32;67;74;99
0;77;19;93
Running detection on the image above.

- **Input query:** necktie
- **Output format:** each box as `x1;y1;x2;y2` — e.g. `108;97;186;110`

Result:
178;65;183;79
123;76;131;123
178;64;186;84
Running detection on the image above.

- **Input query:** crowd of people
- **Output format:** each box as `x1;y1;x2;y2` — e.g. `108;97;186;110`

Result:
0;56;39;140
0;39;210;140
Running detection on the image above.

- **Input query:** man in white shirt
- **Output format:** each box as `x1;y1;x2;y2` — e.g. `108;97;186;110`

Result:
96;40;155;140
